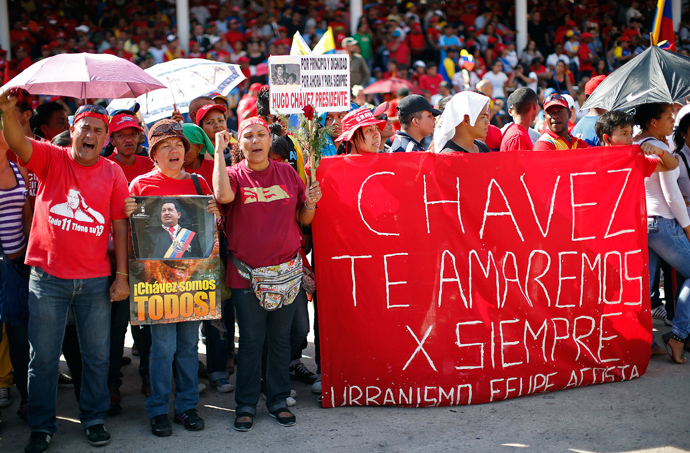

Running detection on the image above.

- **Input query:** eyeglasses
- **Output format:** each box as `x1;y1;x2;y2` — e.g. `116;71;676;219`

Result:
544;93;567;104
151;122;183;135
75;104;109;117
110;108;137;117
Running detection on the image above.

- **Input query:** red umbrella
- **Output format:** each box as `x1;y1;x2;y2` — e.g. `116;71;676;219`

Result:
364;77;425;96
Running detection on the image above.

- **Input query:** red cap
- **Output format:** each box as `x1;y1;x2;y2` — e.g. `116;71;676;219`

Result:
619;35;631;42
335;107;386;143
543;93;569;111
238;56;250;63
488;36;498;44
109;113;142;133
41;44;50;51
238;116;269;138
581;32;593;40
249;82;263;92
584;75;606;96
566;20;576;27
195;104;227;126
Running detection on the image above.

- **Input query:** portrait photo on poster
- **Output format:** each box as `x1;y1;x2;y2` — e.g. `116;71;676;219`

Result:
130;195;215;261
271;63;300;86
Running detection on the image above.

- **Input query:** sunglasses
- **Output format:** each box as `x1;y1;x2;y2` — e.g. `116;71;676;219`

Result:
544;93;567;104
110;108;137;117
377;113;389;121
75;104;109;117
151;122;183;135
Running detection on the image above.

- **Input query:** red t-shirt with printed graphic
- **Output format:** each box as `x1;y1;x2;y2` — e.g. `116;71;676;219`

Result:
24;139;129;279
222;159;306;288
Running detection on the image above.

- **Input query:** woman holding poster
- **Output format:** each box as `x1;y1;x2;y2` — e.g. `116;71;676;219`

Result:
125;119;222;437
212;117;322;431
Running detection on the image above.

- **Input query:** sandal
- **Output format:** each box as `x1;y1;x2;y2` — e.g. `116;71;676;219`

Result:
234;411;254;432
661;332;688;364
269;407;296;427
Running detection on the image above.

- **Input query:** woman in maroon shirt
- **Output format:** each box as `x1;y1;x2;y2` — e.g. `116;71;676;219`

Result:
213;117;321;432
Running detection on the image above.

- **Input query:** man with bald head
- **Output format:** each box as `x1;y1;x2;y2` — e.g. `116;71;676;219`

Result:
0;90;130;452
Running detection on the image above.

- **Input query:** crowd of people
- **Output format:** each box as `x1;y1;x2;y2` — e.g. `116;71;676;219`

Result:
1;1;690;453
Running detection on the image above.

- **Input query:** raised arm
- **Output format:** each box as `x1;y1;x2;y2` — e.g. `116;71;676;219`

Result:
212;130;235;204
0;89;33;164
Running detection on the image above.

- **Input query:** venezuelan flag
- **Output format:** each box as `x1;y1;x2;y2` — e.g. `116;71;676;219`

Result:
312;27;336;55
652;0;676;51
290;31;313;56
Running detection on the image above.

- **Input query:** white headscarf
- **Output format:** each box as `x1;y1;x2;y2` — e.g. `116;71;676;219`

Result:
434;91;491;152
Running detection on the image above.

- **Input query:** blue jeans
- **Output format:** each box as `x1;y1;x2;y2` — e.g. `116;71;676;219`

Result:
204;298;235;382
647;216;690;339
233;288;297;416
145;320;200;418
27;267;110;434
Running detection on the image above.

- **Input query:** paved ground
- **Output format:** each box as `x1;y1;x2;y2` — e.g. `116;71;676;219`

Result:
0;316;688;453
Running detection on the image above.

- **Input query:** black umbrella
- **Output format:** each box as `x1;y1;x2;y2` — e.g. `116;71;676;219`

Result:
581;46;690;112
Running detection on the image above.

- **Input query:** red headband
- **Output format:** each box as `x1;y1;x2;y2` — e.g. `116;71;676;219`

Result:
74;112;110;130
238;116;269;138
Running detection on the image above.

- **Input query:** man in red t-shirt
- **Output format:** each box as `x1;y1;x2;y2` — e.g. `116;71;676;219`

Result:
578;32;596;79
501;87;539;151
0;91;129;450
419;62;445;99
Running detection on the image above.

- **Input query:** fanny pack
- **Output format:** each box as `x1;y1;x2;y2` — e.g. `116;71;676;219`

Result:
231;254;302;311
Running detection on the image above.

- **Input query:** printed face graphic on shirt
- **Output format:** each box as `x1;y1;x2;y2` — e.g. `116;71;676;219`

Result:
49;188;105;224
241;185;290;204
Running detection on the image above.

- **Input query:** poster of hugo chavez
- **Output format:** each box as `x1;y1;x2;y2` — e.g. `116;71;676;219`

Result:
128;195;221;325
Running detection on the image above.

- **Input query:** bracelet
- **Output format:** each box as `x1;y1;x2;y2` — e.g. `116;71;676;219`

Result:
116;271;129;276
304;201;316;210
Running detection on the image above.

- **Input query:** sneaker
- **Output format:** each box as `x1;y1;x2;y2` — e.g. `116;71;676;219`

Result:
150;414;173;437
291;388;297;398
210;379;234;393
312;375;322;394
84;424;111;446
174;409;205;431
287;396;296;407
198;382;207;394
289;361;317;384
652;305;668;321
58;373;74;389
0;386;11;407
24;432;52;453
131;343;139;356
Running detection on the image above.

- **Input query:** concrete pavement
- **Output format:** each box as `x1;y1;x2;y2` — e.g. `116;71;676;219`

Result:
0;318;688;453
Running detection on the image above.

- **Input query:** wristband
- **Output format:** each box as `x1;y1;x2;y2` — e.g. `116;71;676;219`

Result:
304;201;316;210
116;271;129;276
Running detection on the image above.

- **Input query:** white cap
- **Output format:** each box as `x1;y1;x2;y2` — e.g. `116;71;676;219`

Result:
413;60;426;68
562;94;575;110
75;25;90;33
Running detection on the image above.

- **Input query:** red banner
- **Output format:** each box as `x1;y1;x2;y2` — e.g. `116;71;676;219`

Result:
313;147;652;408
